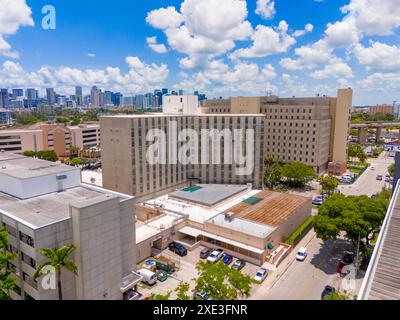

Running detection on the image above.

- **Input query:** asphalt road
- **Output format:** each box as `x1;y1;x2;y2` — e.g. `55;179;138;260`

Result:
338;152;394;197
253;153;394;300
260;232;356;300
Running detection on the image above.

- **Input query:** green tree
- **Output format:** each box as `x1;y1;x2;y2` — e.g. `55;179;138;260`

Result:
263;155;275;171
69;157;85;166
280;162;316;189
22;150;37;157
34;244;78;300
36;150;58;162
194;261;255;300
0;228;16;300
175;282;191;300
388;163;395;177
376;186;392;201
318;175;340;195
151;291;171;300
314;194;388;256
263;163;282;189
324;291;349;300
348;144;367;163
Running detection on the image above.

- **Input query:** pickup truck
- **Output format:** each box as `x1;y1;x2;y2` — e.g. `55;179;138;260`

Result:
206;249;224;263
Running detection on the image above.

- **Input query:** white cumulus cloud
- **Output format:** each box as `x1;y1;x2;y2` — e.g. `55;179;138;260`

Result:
0;0;34;58
255;0;275;20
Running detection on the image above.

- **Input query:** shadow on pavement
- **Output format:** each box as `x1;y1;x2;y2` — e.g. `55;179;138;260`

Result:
310;238;359;277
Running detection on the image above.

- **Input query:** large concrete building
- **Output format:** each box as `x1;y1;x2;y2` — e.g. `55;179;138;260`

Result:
202;89;353;174
101;114;265;201
0;123;101;156
0;153;140;300
369;104;394;116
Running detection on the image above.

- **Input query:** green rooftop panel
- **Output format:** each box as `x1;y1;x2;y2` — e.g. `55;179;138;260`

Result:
243;196;262;205
182;185;203;193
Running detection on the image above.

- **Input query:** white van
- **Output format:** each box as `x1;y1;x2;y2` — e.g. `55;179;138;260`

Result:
137;268;157;286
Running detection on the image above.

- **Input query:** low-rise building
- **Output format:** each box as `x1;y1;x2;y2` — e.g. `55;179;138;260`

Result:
0;153;139;300
135;184;311;266
0;123;101;156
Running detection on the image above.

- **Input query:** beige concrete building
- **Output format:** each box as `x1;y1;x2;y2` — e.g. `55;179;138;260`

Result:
202;89;353;174
101;114;265;201
0;153;140;300
369;104;394;115
0;123;101;156
135;184;311;266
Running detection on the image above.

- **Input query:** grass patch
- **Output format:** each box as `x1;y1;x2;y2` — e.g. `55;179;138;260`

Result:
285;216;314;246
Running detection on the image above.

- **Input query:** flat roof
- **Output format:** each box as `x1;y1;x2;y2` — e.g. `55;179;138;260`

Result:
0;184;130;229
229;190;311;226
178;226;265;254
0;156;78;179
141;186;260;224
169;184;248;207
208;213;275;238
136;213;183;243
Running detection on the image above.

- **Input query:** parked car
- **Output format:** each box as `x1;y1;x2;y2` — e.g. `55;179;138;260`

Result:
385;176;391;182
370;166;375;171
222;254;233;265
296;247;308;261
231;259;246;271
207;249;224;263
200;247;211;259
312;196;324;206
342;251;355;264
371;194;377;199
137;268;157;286
321;285;335;300
156;270;168;282
376;175;383;181
194;291;212;300
168;241;187;257
336;260;346;274
253;268;268;283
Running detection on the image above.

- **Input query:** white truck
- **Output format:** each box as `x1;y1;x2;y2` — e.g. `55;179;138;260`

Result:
137;268;157;286
206;249;224;263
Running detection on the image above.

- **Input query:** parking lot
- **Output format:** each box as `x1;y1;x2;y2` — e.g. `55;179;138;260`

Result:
137;245;261;299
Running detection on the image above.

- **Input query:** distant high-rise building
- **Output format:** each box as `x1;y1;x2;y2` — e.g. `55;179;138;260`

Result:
90;86;100;107
105;91;113;105
25;88;38;107
25;88;37;100
0;89;9;108
12;89;24;98
75;86;83;106
162;88;168;95
170;90;178;96
46;88;56;105
112;92;123;106
179;89;184;96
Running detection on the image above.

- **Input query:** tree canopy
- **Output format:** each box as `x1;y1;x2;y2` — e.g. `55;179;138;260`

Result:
23;150;58;162
318;175;340;195
314;194;388;256
280;162;316;188
348;144;367;163
195;261;254;300
0;228;16;300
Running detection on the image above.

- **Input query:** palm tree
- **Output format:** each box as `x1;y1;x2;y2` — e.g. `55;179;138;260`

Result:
33;244;78;300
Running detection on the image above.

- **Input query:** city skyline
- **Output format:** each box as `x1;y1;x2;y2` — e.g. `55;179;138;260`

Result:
0;0;399;105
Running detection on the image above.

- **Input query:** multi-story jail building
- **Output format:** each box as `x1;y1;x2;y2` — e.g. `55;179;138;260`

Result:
101;114;265;201
202;88;353;174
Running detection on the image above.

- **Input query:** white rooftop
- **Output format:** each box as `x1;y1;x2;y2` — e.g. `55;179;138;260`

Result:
140;185;260;225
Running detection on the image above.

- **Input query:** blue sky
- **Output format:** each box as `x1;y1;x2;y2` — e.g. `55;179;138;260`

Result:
0;0;399;105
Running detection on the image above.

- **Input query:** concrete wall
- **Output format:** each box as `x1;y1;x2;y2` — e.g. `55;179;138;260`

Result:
0;169;81;199
163;95;199;114
230;97;260;114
